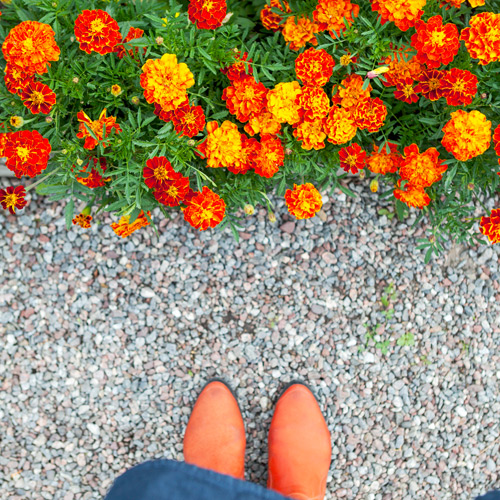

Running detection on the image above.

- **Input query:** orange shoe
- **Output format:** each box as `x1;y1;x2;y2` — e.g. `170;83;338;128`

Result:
183;380;246;480
268;382;332;500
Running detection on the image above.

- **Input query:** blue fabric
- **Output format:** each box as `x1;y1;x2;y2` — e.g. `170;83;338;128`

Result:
476;493;500;500
105;459;290;500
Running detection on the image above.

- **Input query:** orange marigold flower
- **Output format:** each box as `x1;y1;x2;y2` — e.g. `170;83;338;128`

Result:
221;51;253;82
4;130;51;178
143;156;180;191
493;124;500;160
295;47;334;87
293;119;327;151
439;0;464;7
74;10;121;55
2;21;60;76
282;16;318;51
411;15;460;69
111;211;151;238
140;54;195;112
313;0;359;37
296;86;329;123
72;213;93;228
171;102;206;137
205;120;243;169
353;97;387;133
0;185;28;214
74;157;109;188
222;76;268;123
440;68;478;106
460;12;500;66
153;102;175;123
260;0;291;31
0;133;7;157
480;208;500;244
339;143;366;174
393;181;430;209
414;68;446;101
244;112;282;137
183;186;226;230
371;0;425;32
254;134;285;178
229;135;261;174
382;48;422;88
393;77;419;104
114;27;146;60
154;175;191;207
441;109;491;161
267;81;302;125
188;0;227;30
4;64;36;96
399;144;447;188
77;109;122;150
19;81;56;114
366;142;401;175
332;74;371;111
324;106;357;145
285;183;323;220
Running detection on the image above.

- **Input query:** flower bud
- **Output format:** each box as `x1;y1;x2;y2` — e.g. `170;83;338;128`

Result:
72;77;79;84
10;115;23;128
429;235;436;243
131;96;140;105
268;211;277;223
187;139;196;146
45;116;53;123
481;93;488;99
244;204;254;215
285;148;293;155
61;149;68;155
370;179;379;193
155;36;164;45
367;66;390;79
467;182;475;190
76;158;83;166
111;84;122;96
359;169;366;179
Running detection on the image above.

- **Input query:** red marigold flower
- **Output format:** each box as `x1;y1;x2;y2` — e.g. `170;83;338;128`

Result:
293;119;327;151
19;81;56;114
285;183;323;219
254;134;285;178
296;86;330;123
353;97;387;133
0;133;7;157
414;68;446;101
282;15;318;51
171;102;206;137
371;0;425;32
188;0;227;30
313;0;359;37
393;77;419;104
339;143;366;174
74;157;109;188
4;130;51;178
295;48;334;87
111;211;151;238
460;12;500;66
114;27;146;60
154;175;191;207
74;10;121;55
411;15;460;69
228;135;261;174
76;109;122;150
183;186;226;230
222;76;268;123
366;142;401;175
72;213;93;228
440;68;478;106
4;64;36;96
143;156;181;191
480;208;500;244
393;180;430;209
0;185;28;214
153;102;175;123
493;124;500;161
260;0;291;32
399;144;447;188
221;51;253;82
2;21;60;76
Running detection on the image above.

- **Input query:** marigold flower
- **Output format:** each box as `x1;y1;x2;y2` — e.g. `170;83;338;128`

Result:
154;175;191;207
267;81;302;125
188;0;227;30
183;186;226;230
295;48;334;87
19;81;56;114
114;27;146;60
293;119;327;151
353;97;387;133
324;106;357;145
111;210;151;238
4;130;51;178
366;142;401;175
143;156;181;191
9;116;24;128
441;109;491;161
480;208;500;244
140;54;195;112
460;12;500;66
244;204;255;215
393;181;430;208
244;112;281;137
205;120;243;169
0;133;6;157
77;109;122;150
371;0;425;32
2;21;60;75
110;84;122;96
339;143;366;174
74;10;121;55
414;68;446;101
221;51;253;82
254;134;285;178
222;76;268;123
260;0;291;31
411;15;460;69
296;86;329;122
399;144;447;188
282;16;318;51
370;179;379;192
0;185;27;214
393;78;419;104
72;213;92;228
153;102;175;123
74;157;109;188
285;183;322;219
440;68;478;106
171;102;206;138
313;0;359;37
4;64;35;96
382;47;422;88
493;124;500;160
229;135;261;174
332;74;371;111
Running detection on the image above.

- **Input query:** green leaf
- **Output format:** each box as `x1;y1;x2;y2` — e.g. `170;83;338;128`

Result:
395;199;407;221
338;184;357;198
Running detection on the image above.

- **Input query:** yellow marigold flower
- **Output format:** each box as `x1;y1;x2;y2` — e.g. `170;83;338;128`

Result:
323;106;357;145
140;53;195;112
267;81;302;125
441;110;491;162
340;54;351;66
244;204;255;215
111;84;122;96
205;120;243;169
10;115;24;128
293;120;327;151
282;16;318;51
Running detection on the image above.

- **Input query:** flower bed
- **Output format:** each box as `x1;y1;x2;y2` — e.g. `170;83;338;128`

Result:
0;0;499;260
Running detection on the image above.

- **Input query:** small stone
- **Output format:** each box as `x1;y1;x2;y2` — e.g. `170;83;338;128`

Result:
455;406;467;417
280;221;295;234
87;423;100;436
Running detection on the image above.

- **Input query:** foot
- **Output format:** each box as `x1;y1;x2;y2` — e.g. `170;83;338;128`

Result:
268;383;331;500
183;380;246;479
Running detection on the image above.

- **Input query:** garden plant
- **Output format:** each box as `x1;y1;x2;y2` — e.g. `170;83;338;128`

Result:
0;0;499;261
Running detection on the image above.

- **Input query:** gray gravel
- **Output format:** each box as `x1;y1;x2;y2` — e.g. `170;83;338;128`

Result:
0;178;499;500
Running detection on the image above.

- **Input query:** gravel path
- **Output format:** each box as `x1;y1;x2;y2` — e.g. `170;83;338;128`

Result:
1;179;499;500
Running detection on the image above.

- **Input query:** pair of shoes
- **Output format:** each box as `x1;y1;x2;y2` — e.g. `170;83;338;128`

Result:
183;380;332;500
